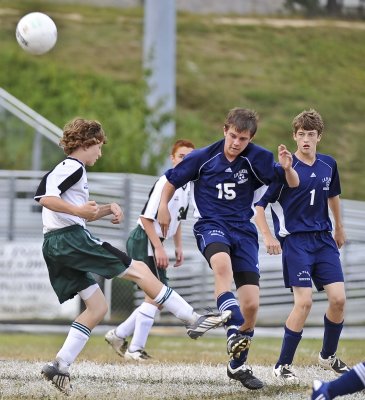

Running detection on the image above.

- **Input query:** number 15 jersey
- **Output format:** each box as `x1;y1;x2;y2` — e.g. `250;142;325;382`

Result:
165;139;286;223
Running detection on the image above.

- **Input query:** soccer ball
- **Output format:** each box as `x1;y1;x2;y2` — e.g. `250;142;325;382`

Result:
16;12;57;55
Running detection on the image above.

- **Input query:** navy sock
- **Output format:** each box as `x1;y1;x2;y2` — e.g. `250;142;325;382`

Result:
275;325;302;368
321;314;343;359
329;362;365;397
217;291;244;338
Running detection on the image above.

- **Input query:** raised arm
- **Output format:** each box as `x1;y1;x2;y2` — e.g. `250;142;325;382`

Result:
278;144;299;188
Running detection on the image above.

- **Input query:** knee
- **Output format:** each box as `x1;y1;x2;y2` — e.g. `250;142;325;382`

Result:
242;299;259;317
329;294;346;312
126;260;150;280
295;298;313;314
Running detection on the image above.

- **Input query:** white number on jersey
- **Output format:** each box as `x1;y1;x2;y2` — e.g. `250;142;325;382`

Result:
216;183;237;200
309;188;316;206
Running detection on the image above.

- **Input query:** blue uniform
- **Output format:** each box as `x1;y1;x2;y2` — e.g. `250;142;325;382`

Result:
257;153;344;290
166;139;286;274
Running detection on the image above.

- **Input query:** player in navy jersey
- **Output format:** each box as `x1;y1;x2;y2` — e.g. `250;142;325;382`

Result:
157;108;299;390
34;118;230;395
311;361;365;399
255;109;350;384
105;139;195;361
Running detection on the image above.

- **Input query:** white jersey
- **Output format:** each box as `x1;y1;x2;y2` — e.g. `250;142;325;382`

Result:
137;175;190;254
34;157;88;233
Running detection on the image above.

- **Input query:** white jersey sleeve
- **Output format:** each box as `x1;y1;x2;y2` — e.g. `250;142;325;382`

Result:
34;158;88;233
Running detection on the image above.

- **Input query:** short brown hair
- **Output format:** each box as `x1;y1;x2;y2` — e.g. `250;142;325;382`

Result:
171;139;195;155
224;108;258;137
60;118;107;155
292;109;324;135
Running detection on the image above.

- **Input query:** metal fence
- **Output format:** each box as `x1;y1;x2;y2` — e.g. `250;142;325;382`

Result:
1;169;364;327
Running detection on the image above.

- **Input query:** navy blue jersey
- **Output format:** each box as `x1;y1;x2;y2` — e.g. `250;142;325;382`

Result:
165;139;285;222
257;153;341;237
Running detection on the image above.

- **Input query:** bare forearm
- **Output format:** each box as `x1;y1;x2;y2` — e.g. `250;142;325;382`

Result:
255;206;272;237
140;217;163;250
329;195;343;228
284;167;299;188
39;196;80;216
173;224;182;249
92;204;112;220
160;181;176;207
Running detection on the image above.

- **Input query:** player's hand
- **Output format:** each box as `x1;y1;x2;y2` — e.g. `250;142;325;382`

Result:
334;226;346;249
79;200;99;220
263;235;282;255
174;248;184;267
157;205;171;238
155;246;169;269
110;203;123;224
278;144;293;170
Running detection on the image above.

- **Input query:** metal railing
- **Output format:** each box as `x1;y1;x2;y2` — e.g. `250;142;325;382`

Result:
0;88;62;145
1;170;364;327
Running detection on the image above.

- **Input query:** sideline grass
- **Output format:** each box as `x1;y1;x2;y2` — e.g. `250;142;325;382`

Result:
0;333;364;399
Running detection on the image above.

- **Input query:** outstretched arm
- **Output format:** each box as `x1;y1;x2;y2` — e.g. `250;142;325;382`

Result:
278;144;299;188
255;205;282;255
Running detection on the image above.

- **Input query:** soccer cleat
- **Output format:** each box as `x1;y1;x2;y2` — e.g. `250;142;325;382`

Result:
124;348;152;361
318;352;350;375
227;332;251;358
186;310;231;339
272;364;299;384
227;362;264;390
41;359;72;396
311;379;331;400
105;329;128;357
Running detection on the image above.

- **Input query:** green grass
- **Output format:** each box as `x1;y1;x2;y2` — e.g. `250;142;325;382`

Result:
0;1;365;199
1;333;364;399
0;332;364;366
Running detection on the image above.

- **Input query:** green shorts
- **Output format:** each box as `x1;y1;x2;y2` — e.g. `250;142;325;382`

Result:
127;225;168;285
42;225;131;304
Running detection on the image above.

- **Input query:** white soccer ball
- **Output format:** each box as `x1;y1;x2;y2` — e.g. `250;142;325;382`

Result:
16;12;57;55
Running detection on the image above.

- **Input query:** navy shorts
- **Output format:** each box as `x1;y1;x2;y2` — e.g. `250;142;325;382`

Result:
282;231;344;291
193;219;260;275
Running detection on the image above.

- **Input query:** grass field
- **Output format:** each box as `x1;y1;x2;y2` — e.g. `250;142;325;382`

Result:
1;331;364;399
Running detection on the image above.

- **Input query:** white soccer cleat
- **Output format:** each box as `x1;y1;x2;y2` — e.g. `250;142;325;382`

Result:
124;348;152;361
41;359;72;396
105;329;128;357
186;310;231;339
272;364;299;384
318;352;350;375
